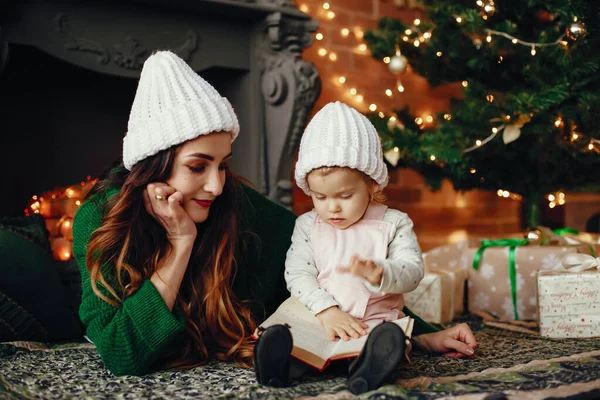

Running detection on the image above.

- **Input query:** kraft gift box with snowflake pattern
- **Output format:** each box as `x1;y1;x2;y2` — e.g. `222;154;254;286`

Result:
404;270;454;324
423;241;475;317
463;245;592;321
537;270;600;338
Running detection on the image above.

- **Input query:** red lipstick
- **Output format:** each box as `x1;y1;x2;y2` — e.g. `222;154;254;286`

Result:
194;200;213;208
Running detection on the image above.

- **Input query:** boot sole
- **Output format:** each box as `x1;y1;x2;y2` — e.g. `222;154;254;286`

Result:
254;325;293;387
347;322;406;395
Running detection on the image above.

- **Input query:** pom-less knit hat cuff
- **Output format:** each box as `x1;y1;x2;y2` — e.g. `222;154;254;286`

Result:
123;50;239;170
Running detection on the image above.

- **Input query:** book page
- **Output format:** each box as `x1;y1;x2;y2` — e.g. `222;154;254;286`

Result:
259;298;339;359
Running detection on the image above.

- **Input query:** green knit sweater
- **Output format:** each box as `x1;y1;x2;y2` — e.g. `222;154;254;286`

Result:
73;184;437;377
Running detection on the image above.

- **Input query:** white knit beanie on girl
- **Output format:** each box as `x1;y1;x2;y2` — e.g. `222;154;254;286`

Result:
122;50;239;170
295;101;389;195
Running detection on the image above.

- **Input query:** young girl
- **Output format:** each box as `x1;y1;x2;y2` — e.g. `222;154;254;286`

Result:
254;102;477;394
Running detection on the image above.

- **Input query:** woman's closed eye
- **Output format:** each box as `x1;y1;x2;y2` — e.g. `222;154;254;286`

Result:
188;165;206;173
340;193;353;199
218;163;229;171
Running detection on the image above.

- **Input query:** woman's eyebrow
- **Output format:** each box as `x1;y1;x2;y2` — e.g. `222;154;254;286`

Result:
187;152;233;161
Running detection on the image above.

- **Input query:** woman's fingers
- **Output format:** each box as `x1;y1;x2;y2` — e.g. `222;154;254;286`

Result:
442;336;476;357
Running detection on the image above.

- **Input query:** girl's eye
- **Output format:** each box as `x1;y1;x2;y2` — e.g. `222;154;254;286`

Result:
315;196;325;201
340;194;353;199
219;163;229;171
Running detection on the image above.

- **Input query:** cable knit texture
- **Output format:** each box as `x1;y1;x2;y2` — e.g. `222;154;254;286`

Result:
295;101;389;195
72;185;295;376
123;50;239;170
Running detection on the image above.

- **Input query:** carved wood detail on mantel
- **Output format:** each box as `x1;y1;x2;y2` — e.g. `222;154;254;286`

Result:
54;13;198;71
259;12;321;207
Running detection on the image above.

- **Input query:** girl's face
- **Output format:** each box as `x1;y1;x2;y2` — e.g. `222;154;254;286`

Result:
166;132;232;223
307;168;374;230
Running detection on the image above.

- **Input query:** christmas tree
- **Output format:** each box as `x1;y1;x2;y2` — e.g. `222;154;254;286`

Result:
364;0;600;228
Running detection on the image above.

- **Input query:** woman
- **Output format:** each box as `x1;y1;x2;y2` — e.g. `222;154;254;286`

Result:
73;50;477;379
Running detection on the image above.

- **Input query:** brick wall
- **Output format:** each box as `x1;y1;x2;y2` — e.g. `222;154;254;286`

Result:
294;0;522;251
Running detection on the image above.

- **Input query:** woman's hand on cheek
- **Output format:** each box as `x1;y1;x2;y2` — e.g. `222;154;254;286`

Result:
143;183;197;244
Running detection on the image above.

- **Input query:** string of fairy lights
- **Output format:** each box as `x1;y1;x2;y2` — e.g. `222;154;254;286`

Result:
301;0;598;207
25;176;98;260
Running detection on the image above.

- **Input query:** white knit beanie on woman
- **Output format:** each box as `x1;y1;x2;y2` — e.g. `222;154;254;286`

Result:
122;50;239;170
295;101;389;195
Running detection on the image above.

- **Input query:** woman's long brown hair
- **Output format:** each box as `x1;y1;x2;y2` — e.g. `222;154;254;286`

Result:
85;147;256;370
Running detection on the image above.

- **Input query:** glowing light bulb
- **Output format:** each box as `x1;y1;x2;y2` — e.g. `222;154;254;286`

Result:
430;155;436;161
436;51;442;57
338;76;346;84
318;48;327;56
462;80;469;87
323;2;330;9
385;89;393;97
444;114;451;120
548;194;556;201
456;17;462;23
329;52;337;61
414;19;421;25
369;103;377;111
349;88;357;95
470;168;476;174
327;11;335;19
316;33;324;40
383;56;391;63
397;84;405;92
341;28;350;37
531;46;536;56
476;140;482;146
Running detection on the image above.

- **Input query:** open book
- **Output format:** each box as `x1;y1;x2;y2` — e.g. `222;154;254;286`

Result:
257;297;414;371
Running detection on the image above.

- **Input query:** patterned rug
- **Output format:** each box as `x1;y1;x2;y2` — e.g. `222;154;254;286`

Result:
1;318;600;399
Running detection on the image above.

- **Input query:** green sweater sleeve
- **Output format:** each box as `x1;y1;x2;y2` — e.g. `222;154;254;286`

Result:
72;190;185;376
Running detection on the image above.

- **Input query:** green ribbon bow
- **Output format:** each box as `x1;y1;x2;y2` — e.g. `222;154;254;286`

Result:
552;228;595;257
472;238;528;320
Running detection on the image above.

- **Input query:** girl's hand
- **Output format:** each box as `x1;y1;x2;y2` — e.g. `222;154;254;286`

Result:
316;306;369;342
412;323;478;358
336;255;384;286
143;183;197;245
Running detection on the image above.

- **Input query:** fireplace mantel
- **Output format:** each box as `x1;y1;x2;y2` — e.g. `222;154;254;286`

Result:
0;0;321;212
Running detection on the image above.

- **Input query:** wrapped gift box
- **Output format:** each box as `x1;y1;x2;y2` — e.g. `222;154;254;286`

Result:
464;244;591;320
537;270;600;338
404;271;454;324
423;240;478;317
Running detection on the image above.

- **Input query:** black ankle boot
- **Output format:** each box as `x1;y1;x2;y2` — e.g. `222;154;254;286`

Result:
346;322;406;395
253;324;293;387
